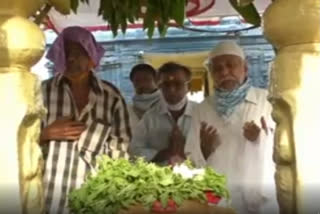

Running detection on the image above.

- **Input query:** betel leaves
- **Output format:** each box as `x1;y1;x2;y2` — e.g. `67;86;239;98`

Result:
70;0;187;38
68;0;263;37
71;0;89;14
229;0;261;26
68;156;229;214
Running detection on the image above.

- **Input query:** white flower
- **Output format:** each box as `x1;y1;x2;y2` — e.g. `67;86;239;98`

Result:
173;164;205;180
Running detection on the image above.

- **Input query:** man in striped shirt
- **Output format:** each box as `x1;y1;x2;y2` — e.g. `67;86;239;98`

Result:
40;26;131;214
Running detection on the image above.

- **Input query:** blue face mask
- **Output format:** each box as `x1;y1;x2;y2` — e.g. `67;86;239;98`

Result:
214;78;251;118
132;90;161;111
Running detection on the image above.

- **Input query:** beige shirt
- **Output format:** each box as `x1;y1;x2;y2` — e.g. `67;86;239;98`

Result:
129;100;196;164
128;105;139;135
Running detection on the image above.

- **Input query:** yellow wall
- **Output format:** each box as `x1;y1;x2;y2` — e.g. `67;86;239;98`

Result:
143;51;214;95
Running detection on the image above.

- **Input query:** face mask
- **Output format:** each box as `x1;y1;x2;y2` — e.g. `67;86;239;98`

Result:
166;96;188;111
132;90;161;111
214;78;251;118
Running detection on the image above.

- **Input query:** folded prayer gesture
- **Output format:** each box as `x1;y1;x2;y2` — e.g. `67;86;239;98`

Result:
169;124;186;158
200;122;220;160
243;116;267;142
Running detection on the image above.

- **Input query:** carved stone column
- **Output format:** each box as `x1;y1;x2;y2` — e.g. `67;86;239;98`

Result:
0;1;46;214
263;1;320;213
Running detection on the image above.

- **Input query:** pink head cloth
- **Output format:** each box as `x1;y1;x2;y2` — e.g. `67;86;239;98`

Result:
46;26;105;74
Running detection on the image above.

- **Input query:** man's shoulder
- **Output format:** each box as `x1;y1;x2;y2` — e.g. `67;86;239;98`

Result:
186;100;198;113
197;96;214;110
41;76;58;91
250;87;269;96
144;102;163;116
137;106;159;128
42;76;56;85
188;96;219;121
248;87;270;104
98;79;124;99
188;100;198;107
186;97;214;118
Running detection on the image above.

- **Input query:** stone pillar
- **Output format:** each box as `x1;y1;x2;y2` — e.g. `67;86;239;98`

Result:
263;1;320;214
0;1;46;214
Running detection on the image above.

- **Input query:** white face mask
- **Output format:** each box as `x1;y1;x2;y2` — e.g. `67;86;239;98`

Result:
166;96;188;111
132;90;161;111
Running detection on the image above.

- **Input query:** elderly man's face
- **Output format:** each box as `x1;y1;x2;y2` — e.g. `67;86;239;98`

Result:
159;70;189;105
64;40;91;77
210;54;248;91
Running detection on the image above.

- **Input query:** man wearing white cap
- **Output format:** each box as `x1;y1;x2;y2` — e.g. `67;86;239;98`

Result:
185;41;278;214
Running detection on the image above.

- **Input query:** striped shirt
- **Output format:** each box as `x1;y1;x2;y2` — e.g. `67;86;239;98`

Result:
41;72;131;214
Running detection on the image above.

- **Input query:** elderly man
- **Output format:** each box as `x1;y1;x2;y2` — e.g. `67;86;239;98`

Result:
185;41;278;214
128;63;161;131
40;26;131;214
129;62;196;165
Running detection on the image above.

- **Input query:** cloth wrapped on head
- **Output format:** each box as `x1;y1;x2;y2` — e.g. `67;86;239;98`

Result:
46;26;105;74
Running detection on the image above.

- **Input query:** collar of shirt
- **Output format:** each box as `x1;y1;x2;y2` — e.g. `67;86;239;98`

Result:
159;98;194;117
244;87;258;105
53;71;104;94
208;87;259;107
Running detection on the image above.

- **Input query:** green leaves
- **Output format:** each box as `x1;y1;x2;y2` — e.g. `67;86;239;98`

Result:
68;156;229;214
229;0;261;26
236;0;255;7
142;0;186;38
70;0;186;38
71;0;89;13
70;0;79;14
60;0;264;38
67;0;262;38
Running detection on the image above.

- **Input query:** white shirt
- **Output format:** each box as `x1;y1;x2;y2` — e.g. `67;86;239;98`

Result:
185;87;278;214
128;92;162;135
129;100;196;164
128;105;139;134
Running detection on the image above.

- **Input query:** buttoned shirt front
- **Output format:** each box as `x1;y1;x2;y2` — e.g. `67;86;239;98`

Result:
185;87;278;214
129;100;196;163
41;72;131;214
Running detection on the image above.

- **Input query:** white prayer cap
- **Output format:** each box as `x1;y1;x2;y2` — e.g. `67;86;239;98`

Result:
208;41;245;61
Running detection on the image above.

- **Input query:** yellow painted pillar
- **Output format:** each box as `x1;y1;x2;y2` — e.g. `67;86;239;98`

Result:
0;1;46;214
0;1;71;213
263;0;320;213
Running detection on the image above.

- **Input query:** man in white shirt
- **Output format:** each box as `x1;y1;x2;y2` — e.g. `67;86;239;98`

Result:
185;41;278;214
129;62;196;165
128;63;162;132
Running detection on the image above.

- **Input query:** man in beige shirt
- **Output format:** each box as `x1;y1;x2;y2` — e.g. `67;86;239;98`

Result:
128;63;162;132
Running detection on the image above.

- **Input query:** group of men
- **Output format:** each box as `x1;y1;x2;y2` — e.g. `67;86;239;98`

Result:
40;26;278;214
